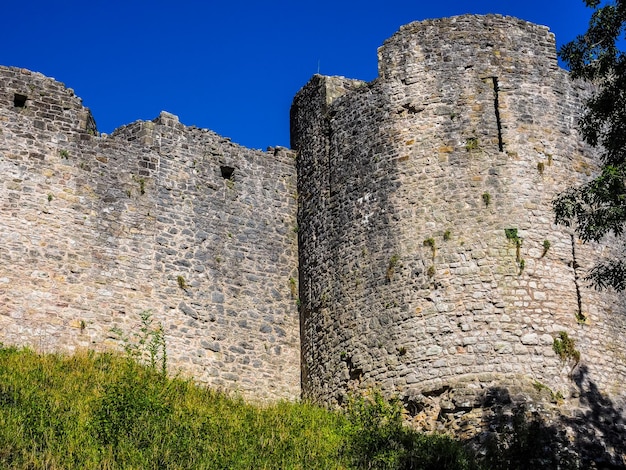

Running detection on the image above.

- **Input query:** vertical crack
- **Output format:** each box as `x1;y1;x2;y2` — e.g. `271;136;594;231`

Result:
492;77;504;152
324;117;333;200
570;234;585;322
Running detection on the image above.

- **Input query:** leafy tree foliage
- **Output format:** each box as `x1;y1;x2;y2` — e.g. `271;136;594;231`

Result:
554;0;626;289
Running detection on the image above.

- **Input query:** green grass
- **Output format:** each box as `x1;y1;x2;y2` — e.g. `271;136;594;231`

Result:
0;345;478;469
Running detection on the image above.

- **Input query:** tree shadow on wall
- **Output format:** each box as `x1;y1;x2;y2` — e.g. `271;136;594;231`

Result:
478;386;575;469
478;368;626;469
565;365;626;469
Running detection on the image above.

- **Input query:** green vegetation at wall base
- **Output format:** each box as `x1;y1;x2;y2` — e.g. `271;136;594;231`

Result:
0;346;478;469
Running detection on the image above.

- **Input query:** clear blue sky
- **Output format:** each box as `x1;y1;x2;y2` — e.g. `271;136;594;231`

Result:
2;1;594;149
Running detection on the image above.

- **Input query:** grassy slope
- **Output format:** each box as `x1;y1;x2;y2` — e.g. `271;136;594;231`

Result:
0;346;478;469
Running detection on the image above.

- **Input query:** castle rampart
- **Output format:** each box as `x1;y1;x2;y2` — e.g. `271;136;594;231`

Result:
0;67;300;401
292;15;626;420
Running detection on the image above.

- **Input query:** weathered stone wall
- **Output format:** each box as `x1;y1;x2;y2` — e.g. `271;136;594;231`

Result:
293;14;626;416
0;66;300;401
1;15;626;430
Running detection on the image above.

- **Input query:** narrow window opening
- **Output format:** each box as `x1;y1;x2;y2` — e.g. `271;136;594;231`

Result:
492;77;504;152
220;165;235;180
14;94;27;108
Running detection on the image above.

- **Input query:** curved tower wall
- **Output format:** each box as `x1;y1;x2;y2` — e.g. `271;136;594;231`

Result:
293;15;626;407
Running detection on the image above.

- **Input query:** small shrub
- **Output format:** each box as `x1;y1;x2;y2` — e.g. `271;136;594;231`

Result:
47;194;53;202
344;390;478;469
465;137;479;151
111;310;167;375
505;229;522;261
177;275;188;290
427;265;436;277
482;192;491;207
423;238;436;258
542;239;551;257
443;230;452;241
59;149;69;158
537;161;545;175
518;259;525;275
387;254;400;281
504;228;518;240
553;331;580;364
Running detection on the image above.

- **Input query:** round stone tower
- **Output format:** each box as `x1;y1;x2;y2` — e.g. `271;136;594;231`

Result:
291;14;626;418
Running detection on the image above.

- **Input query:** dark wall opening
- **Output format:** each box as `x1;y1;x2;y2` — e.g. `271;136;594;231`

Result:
220;166;235;180
13;94;27;108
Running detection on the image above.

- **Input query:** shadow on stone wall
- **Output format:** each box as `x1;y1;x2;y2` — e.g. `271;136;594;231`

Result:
566;365;626;469
478;368;625;469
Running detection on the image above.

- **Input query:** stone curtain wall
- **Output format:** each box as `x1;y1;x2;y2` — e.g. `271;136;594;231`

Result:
293;15;626;410
0;66;300;401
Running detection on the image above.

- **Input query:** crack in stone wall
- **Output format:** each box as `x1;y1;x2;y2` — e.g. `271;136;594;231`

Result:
491;76;504;152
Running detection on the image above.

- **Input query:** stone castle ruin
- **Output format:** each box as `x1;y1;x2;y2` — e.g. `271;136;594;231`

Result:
1;14;625;449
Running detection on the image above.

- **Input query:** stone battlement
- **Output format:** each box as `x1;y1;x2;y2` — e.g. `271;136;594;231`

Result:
0;66;97;136
378;15;559;80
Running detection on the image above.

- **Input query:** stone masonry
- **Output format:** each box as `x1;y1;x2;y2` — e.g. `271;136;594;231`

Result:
292;14;626;430
0;66;300;401
0;14;625;446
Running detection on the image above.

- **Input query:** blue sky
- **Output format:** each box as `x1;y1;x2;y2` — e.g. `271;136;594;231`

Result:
2;1;595;149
